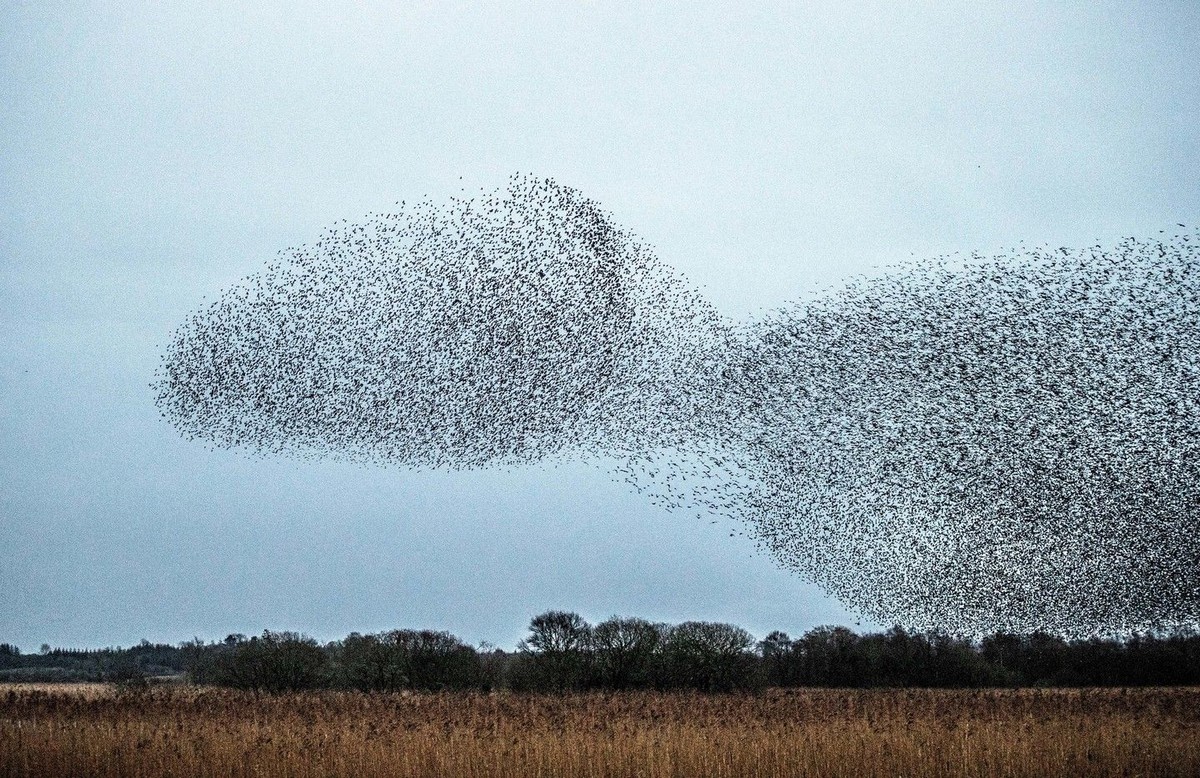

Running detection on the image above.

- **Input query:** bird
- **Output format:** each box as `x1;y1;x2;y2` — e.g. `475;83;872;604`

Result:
153;175;1200;640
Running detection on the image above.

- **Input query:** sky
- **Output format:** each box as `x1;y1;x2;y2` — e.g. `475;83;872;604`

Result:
2;1;1198;652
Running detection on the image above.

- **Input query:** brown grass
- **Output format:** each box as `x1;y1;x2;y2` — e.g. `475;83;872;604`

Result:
2;684;1198;777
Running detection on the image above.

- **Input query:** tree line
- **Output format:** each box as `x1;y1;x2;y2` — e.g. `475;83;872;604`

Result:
3;614;1199;691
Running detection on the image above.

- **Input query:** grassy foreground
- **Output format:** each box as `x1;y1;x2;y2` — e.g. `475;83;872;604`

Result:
2;684;1198;777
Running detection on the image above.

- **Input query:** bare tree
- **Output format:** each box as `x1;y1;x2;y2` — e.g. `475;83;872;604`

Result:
591;616;664;689
516;611;592;691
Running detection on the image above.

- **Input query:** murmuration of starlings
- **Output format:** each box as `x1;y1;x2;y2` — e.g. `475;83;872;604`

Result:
154;175;1199;638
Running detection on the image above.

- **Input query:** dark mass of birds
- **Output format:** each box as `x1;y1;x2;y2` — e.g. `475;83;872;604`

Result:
154;175;1199;638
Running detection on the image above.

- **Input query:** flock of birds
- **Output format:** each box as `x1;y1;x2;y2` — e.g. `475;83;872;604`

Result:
154;175;1199;637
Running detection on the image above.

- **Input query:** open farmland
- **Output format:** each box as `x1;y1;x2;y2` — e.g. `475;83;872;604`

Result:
2;684;1198;777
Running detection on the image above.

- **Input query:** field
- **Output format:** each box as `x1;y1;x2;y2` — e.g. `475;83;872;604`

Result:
2;684;1198;777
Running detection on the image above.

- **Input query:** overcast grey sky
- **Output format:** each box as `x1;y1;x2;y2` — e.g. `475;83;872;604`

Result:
2;2;1198;651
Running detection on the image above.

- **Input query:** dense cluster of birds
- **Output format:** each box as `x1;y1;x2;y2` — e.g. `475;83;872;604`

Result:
154;175;1199;637
155;177;722;469
708;236;1200;636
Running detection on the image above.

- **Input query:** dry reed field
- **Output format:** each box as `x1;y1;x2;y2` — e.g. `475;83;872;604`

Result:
2;684;1198;777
